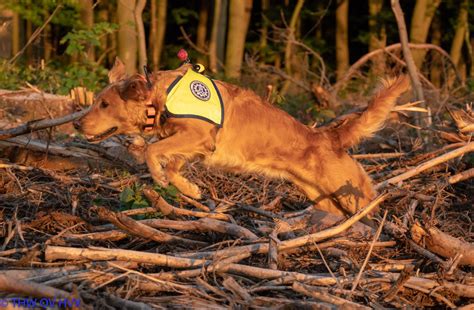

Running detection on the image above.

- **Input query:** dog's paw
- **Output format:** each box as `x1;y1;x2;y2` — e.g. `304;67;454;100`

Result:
128;147;147;164
151;173;169;188
180;182;202;200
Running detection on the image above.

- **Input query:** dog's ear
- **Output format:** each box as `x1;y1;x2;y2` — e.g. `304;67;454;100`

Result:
108;57;127;83
119;77;151;102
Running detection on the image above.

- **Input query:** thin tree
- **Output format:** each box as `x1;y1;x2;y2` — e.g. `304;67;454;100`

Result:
197;0;209;64
336;0;349;81
368;0;386;74
0;5;19;57
149;0;167;70
11;9;19;56
135;0;147;73
410;0;441;68
107;0;118;65
391;0;429;127
430;14;442;87
217;0;229;71
225;0;253;78
117;0;138;74
79;0;95;62
280;0;305;94
259;0;269;52
449;0;468;69
209;0;221;73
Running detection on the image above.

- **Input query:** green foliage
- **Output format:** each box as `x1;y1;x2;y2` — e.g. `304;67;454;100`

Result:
171;7;198;25
466;79;474;92
0;60;109;95
120;184;150;211
118;183;179;219
60;22;118;56
153;184;180;202
4;0;80;27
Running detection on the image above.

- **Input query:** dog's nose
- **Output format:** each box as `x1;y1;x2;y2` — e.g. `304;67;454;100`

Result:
73;120;82;131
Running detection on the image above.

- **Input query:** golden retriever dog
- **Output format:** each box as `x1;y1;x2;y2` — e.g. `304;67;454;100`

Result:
74;58;409;216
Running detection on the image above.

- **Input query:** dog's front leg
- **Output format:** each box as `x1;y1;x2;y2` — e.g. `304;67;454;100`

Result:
165;158;201;199
127;136;147;164
145;130;214;198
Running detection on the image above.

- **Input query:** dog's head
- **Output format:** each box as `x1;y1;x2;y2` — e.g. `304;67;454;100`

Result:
74;58;154;142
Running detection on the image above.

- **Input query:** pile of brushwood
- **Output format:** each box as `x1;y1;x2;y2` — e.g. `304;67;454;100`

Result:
0;89;473;309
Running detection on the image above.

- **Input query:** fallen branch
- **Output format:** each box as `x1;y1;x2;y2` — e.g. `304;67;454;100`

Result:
0;136;101;159
379;273;474;299
0;274;70;299
0;108;89;140
44;245;338;286
292;282;370;309
143;187;231;221
93;206;206;246
411;222;474;266
185;193;386;260
376;142;474;189
334;43;462;91
142;218;258;240
45;246;209;268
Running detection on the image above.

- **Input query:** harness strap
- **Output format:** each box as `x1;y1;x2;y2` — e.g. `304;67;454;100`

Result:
143;101;156;132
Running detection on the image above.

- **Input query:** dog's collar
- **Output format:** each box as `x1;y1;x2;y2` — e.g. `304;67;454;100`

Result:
143;101;157;132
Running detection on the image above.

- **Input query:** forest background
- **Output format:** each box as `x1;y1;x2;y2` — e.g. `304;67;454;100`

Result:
0;0;472;121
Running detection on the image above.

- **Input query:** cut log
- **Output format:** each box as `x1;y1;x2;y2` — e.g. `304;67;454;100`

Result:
411;222;474;266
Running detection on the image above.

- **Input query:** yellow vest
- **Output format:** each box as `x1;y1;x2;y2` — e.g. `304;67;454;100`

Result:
165;68;224;127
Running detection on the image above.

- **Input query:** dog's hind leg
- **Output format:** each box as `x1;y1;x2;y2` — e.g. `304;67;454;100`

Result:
290;178;347;216
165;158;202;199
318;159;377;217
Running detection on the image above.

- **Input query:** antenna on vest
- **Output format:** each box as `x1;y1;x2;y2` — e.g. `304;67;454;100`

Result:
177;48;205;74
177;48;190;64
143;65;153;89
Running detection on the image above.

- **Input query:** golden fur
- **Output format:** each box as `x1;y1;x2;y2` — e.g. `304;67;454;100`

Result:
75;59;410;216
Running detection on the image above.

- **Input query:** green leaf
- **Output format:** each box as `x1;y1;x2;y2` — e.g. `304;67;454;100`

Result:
120;187;135;204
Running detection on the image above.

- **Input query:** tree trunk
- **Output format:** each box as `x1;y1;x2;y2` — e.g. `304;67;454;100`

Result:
0;7;13;58
107;0;117;66
259;0;269;52
197;0;209;64
410;0;441;68
117;0;138;74
217;0;228;72
466;25;473;79
149;0;167;70
315;1;324;42
209;0;221;73
225;0;252;78
391;0;428;128
97;8;109;65
368;0;386;75
336;0;349;81
43;24;52;61
430;14;441;87
79;0;95;62
280;0;305;94
26;19;32;64
449;0;468;68
135;0;147;74
12;10;19;56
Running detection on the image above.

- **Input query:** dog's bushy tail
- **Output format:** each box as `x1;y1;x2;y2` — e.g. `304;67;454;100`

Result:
334;76;411;149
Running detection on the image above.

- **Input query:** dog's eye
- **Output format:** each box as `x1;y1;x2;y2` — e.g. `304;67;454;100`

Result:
100;101;109;108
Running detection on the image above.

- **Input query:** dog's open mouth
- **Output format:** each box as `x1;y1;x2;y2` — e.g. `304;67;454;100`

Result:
85;127;118;142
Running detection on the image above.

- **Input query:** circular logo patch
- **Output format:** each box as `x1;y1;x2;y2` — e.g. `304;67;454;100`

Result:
190;80;211;101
